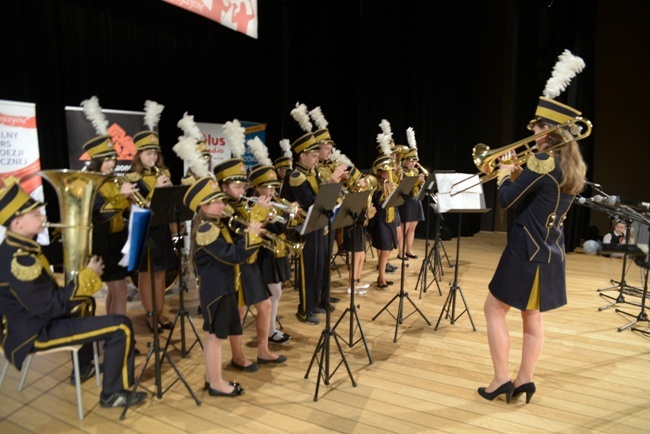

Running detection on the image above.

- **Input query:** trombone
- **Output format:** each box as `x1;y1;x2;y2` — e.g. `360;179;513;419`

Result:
221;209;305;255
450;117;592;196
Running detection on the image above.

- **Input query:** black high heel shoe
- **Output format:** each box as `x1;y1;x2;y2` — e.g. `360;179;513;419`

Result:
512;382;536;404
477;381;514;403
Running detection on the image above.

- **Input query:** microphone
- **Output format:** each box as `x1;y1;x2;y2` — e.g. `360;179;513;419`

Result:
584;180;602;189
605;195;650;210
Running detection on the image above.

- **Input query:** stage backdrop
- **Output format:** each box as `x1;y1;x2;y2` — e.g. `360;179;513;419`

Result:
195;120;267;173
0;99;47;243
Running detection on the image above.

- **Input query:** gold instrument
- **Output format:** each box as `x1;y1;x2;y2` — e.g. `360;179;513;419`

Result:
275;196;307;220
415;162;429;177
221;208;305;255
113;176;148;208
39;169;109;316
240;195;299;221
451;117;593;195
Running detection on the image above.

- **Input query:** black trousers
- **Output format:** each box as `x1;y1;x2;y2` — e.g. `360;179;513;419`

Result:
34;314;136;395
298;229;329;313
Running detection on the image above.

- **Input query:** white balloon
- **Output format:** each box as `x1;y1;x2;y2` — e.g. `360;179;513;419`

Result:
583;240;601;255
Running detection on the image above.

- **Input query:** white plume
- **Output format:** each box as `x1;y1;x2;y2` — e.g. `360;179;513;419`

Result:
223;119;246;158
80;96;108;135
173;137;210;178
377;133;392;156
248;137;272;166
177;112;203;140
406;127;417;149
330;148;353;167
309;106;328;129
290;102;312;132
143;100;165;130
279;139;292;158
543;49;586;99
379;119;393;138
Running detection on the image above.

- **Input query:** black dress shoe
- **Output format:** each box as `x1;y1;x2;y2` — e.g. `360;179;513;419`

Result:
330;296;341;303
257;355;287;365
146;321;162;334
296;310;320;325
396;255;409;261
477;381;514;403
405;253;418;259
230;360;259;372
512;382;536;404
204;381;239;390
160;321;173;330
208;384;244;397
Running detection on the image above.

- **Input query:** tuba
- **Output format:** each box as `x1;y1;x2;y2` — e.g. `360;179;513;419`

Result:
39;169;109;316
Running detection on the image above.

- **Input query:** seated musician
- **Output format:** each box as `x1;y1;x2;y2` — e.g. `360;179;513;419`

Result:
0;181;147;408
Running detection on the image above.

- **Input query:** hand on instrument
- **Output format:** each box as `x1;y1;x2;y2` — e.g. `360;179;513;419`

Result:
120;181;138;196
246;221;263;236
156;175;171;187
330;164;347;183
256;195;272;208
86;255;104;277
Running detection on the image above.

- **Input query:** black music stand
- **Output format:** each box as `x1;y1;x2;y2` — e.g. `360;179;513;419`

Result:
331;190;373;364
372;176;431;342
414;171;445;298
611;248;650;331
121;186;200;420
302;183;356;401
630;255;650;336
156;186;203;358
433;173;488;332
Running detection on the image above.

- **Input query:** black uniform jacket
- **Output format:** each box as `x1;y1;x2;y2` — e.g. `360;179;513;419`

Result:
0;231;103;369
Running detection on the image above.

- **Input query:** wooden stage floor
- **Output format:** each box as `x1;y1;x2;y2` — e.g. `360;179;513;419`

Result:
2;231;650;433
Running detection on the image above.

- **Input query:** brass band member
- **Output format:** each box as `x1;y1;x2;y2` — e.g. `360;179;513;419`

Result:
249;166;293;345
370;156;398;288
184;177;264;397
274;138;293;198
125;100;175;333
479;50;588;404
81;96;137;316
397;128;426;260
0;181;147;408
177;112;212;186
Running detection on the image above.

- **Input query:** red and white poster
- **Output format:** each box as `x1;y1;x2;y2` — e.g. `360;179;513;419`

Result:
162;0;258;39
0;99;46;242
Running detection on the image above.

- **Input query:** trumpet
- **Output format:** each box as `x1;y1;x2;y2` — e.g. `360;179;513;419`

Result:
415;162;429;177
274;196;307;220
221;209;304;255
240;195;299;221
113;176;149;208
450;117;592;196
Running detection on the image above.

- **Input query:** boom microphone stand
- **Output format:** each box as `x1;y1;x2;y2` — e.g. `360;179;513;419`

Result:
331;191;373;364
372;176;431;342
121;186;200;419
303;184;356;402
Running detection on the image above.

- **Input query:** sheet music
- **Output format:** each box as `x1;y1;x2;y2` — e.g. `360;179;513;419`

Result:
434;172;484;213
436;192;482;213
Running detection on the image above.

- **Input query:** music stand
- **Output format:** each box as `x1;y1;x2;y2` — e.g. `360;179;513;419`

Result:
302;183;357;402
372;176;431;342
433;173;489;332
331;190;373;364
121;186;200;420
414;171;444;298
155;186;204;358
611;246;650;331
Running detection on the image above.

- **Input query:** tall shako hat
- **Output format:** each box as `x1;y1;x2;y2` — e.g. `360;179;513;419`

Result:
372;155;395;173
375;119;396;154
290;102;319;155
183;176;227;212
529;49;585;130
173;112;211;179
309;106;334;145
133;100;164;151
274;139;293;170
0;179;44;227
177;112;209;157
80;96;115;160
213;119;248;183
248;136;281;187
402;127;419;161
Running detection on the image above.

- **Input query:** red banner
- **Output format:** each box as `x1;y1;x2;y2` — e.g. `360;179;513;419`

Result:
163;0;258;39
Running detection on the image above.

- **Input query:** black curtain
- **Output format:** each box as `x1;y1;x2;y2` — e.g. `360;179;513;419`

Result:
1;0;595;242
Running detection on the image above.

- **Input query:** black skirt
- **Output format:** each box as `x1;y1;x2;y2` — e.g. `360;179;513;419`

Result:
371;218;397;250
240;262;270;306
344;224;366;253
398;197;425;223
201;292;243;339
137;224;178;272
258;250;291;284
92;224;128;281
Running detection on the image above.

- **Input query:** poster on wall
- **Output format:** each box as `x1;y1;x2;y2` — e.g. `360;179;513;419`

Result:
195;120;267;173
0;99;47;243
162;0;258;39
65;106;146;174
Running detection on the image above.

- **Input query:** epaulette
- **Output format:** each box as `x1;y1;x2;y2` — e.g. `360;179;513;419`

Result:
124;172;142;182
526;154;555;175
180;175;195;186
289;171;307;187
196;221;220;246
11;252;42;282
